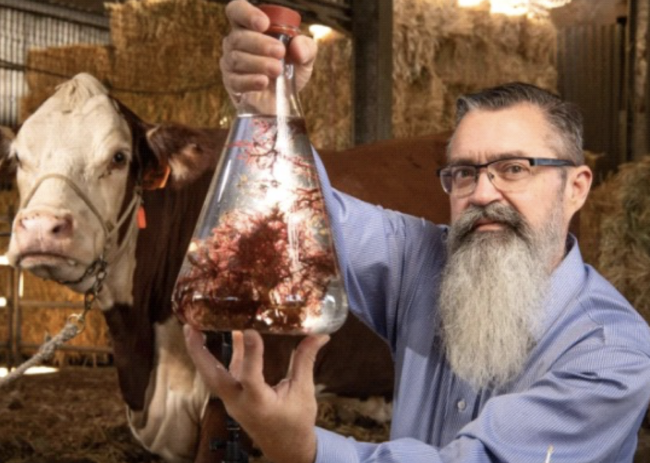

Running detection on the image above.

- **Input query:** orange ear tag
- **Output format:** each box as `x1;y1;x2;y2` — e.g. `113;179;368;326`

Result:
143;164;172;190
137;206;147;229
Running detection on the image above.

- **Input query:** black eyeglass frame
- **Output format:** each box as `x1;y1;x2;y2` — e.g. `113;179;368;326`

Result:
436;157;577;195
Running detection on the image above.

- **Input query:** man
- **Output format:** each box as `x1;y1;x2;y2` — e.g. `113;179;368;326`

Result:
184;1;650;462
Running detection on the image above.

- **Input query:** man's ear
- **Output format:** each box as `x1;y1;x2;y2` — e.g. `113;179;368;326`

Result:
145;123;228;190
567;164;593;215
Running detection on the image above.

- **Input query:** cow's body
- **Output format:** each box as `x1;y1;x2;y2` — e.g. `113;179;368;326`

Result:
0;74;450;462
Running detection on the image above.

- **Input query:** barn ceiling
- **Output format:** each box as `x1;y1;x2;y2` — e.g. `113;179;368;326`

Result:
25;0;629;27
29;0;111;16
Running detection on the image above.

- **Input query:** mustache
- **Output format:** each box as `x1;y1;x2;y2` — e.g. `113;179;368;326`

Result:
448;203;529;247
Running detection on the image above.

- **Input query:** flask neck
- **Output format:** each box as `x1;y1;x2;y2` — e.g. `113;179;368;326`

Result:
236;32;304;119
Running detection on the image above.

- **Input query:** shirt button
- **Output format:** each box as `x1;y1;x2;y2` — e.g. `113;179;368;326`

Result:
457;399;466;411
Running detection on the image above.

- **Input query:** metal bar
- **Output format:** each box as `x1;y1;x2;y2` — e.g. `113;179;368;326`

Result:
351;0;393;144
624;0;637;163
614;20;625;167
2;343;113;354
9;267;20;367
19;301;85;308
0;0;109;29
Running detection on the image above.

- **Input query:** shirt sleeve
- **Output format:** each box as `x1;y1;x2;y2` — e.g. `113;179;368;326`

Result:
314;341;650;463
313;149;445;346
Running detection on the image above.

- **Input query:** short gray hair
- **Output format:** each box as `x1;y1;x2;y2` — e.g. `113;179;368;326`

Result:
453;82;584;165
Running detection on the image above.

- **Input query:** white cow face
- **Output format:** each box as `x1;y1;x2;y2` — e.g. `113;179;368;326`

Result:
6;74;134;289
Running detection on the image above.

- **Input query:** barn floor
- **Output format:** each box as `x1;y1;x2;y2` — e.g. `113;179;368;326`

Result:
0;366;389;463
1;366;650;463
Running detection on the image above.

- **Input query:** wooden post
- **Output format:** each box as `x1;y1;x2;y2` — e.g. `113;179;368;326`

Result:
351;0;393;145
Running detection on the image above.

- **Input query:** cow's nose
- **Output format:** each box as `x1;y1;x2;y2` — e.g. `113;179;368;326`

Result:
17;210;74;240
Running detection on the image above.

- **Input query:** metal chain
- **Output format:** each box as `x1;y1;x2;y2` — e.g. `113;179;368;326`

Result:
67;258;107;333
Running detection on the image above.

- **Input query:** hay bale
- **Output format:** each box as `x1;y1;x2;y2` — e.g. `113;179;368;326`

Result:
596;157;650;321
302;31;352;151
107;0;228;51
21;0;557;148
391;0;557;139
581;157;650;322
21;45;113;122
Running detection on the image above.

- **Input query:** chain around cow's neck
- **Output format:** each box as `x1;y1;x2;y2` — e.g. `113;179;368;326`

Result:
18;172;143;290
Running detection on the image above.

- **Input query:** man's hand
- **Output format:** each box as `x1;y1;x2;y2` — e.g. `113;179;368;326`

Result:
184;325;330;463
221;0;317;99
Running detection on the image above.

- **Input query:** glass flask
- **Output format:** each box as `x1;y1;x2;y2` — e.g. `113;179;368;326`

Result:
172;4;348;335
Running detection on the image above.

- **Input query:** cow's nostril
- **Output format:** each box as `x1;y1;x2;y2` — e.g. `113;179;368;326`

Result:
16;211;74;240
51;215;74;237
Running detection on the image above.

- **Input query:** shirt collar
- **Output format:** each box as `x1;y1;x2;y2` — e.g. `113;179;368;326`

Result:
534;234;587;341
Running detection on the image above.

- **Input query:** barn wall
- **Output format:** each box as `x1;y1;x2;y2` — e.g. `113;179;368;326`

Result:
0;4;109;126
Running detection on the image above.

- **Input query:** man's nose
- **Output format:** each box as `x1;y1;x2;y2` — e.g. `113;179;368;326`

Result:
469;170;503;205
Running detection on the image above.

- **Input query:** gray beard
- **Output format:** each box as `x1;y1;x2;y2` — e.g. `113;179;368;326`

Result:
439;201;563;390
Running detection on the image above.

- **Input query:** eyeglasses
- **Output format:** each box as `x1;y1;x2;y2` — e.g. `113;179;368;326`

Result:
436;157;576;197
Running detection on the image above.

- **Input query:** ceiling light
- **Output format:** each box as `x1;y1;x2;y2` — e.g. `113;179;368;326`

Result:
459;0;573;17
309;24;333;41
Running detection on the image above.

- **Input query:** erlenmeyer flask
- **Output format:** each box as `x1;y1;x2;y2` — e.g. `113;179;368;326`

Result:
172;4;348;335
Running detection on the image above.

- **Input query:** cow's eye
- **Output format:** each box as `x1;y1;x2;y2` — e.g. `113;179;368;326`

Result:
111;151;128;167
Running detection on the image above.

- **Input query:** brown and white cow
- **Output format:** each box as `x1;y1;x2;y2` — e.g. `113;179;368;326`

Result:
2;73;441;462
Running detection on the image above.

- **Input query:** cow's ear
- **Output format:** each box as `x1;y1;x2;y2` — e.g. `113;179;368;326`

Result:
0;126;16;180
145;123;227;189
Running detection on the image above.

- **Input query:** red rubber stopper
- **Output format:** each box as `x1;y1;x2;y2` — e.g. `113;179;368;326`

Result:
259;4;301;32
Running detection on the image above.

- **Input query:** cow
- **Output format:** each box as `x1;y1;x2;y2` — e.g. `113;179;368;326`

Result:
0;73;450;462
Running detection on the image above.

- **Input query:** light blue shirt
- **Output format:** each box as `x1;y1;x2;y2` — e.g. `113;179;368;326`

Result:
314;154;650;462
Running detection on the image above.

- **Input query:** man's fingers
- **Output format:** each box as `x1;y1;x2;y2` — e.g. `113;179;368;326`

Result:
239;330;267;390
288;35;317;66
289;335;330;388
225;0;269;32
183;324;239;398
223;30;285;62
220;46;283;78
229;330;245;378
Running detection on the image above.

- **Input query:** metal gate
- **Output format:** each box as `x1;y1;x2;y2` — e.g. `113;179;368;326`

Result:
0;0;110;126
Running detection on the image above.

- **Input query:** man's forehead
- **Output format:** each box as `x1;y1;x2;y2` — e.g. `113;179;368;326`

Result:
449;106;555;163
447;150;535;166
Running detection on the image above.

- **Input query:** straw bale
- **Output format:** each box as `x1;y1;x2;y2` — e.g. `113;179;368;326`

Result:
581;157;650;323
392;0;557;138
20;0;556;148
596;157;650;321
21;45;113;122
302;31;352;150
109;42;221;93
393;72;447;139
19;304;111;366
107;0;228;51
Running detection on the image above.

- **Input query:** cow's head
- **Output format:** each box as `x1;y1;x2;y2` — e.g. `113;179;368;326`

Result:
3;73;219;297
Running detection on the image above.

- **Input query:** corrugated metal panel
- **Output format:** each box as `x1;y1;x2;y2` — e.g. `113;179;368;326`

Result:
0;4;109;126
558;23;625;178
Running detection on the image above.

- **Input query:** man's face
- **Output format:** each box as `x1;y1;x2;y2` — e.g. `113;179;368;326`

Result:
447;103;575;268
439;103;592;389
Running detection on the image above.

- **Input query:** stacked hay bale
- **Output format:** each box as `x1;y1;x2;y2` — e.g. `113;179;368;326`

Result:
581;158;650;323
22;0;232;128
20;0;557;149
392;0;557;138
305;0;558;145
